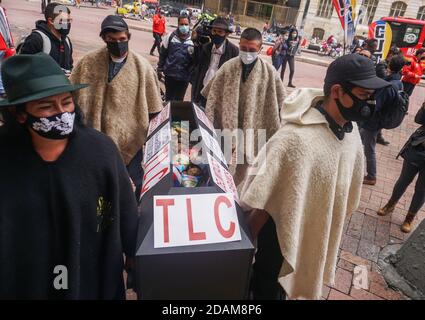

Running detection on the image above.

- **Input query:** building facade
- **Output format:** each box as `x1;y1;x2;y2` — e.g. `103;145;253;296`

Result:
296;0;425;41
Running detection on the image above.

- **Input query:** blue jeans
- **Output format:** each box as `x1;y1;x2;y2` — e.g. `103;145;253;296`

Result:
272;55;284;71
360;128;379;180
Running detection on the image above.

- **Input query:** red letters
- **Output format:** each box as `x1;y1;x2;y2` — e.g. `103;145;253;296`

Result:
214;196;236;239
186;198;206;241
156;198;175;243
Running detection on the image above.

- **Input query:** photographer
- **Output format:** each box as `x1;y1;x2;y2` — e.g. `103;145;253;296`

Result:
191;17;239;105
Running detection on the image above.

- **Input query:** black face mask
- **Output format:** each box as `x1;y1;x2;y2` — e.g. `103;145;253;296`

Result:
55;23;71;37
335;86;375;122
106;41;128;58
26;111;75;140
212;34;226;46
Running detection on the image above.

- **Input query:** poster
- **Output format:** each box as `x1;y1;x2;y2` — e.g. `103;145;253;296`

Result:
140;143;171;200
147;103;170;137
207;153;239;204
144;122;171;164
193;103;216;136
200;126;227;165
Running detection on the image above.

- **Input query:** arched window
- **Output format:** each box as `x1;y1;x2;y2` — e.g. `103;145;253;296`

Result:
361;0;379;25
316;0;333;19
389;1;407;17
312;28;325;40
417;6;425;20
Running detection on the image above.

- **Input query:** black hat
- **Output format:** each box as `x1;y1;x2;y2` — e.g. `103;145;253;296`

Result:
0;53;88;107
325;54;390;90
100;15;128;36
208;17;232;33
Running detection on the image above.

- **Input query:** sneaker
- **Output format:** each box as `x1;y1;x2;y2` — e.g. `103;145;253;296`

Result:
363;176;376;185
377;200;396;216
401;212;415;233
376;135;390;146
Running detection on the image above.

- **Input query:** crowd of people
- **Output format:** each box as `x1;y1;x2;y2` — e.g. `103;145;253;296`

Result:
1;1;425;301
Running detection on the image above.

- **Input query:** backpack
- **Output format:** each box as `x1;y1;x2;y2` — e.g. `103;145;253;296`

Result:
378;90;409;130
16;30;71;55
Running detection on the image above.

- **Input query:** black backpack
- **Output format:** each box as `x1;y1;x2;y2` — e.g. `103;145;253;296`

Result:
378;89;409;130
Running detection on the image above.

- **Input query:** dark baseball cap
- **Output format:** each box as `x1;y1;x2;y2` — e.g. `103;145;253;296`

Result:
325;54;390;90
208;17;232;33
100;15;128;35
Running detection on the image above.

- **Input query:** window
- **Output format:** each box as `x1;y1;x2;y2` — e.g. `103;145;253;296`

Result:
389;1;407;17
312;28;325;40
316;0;333;19
361;0;379;25
417;6;425;20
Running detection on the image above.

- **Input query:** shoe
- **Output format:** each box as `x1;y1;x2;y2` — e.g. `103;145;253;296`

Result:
401;212;415;233
363;176;376;185
377;200;396;216
149;51;155;56
376;135;390;146
288;83;296;88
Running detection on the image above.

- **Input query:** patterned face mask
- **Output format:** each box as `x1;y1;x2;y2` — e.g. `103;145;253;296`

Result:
26;111;75;140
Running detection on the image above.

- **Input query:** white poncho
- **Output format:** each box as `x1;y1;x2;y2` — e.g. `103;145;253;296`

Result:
240;88;364;300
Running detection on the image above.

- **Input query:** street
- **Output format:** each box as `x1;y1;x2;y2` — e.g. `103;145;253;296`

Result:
3;0;425;301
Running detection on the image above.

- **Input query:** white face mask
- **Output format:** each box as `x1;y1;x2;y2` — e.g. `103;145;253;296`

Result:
239;51;258;65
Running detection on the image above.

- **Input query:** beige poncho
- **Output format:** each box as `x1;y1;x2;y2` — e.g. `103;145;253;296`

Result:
240;88;364;300
70;48;163;164
201;57;285;187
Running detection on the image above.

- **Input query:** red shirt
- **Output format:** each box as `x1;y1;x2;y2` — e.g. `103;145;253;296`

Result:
402;56;423;85
152;14;166;35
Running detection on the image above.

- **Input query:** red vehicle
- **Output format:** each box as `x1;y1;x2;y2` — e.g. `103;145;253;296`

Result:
0;6;15;58
371;17;425;59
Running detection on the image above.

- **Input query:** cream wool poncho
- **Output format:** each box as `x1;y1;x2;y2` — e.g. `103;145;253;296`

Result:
70;48;163;165
201;57;285;187
240;88;364;300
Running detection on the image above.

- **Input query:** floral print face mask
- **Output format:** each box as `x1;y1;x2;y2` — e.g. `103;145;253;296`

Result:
26;111;75;140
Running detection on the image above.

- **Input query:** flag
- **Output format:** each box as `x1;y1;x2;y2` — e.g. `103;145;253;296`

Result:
333;0;356;46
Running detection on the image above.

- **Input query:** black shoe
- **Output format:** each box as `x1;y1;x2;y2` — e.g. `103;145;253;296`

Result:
288;83;296;88
376;135;390;146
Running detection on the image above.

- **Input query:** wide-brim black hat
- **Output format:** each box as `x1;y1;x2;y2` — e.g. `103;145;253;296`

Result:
0;53;88;107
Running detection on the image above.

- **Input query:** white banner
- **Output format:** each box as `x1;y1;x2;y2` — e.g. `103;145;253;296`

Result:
153;193;241;248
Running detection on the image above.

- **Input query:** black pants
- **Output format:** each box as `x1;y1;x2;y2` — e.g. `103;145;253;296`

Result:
165;76;189;101
281;55;295;84
250;217;285;300
150;32;162;55
402;82;416;97
391;159;425;215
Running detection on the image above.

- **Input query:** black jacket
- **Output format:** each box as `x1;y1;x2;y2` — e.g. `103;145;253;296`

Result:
20;20;73;71
0;125;138;299
191;39;239;103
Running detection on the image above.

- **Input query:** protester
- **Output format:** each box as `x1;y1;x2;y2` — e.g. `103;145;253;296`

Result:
402;48;425;97
191;17;239;104
378;102;425;233
375;46;403;146
360;54;405;186
271;31;289;78
240;54;390;300
70;15;163;165
20;2;73;74
0;53;138;299
201;28;285;188
281;27;299;88
158;15;194;101
150;7;166;56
